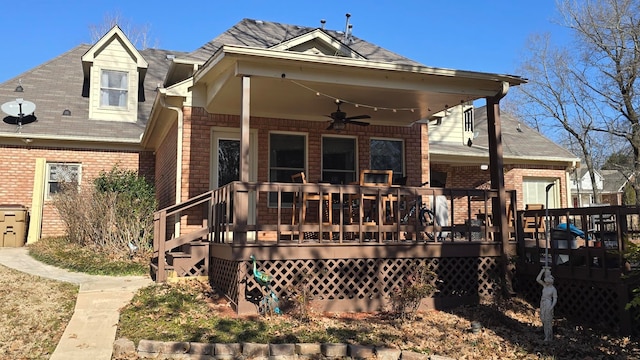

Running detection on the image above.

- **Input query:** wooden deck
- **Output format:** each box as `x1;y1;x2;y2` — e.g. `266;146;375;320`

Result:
150;183;639;336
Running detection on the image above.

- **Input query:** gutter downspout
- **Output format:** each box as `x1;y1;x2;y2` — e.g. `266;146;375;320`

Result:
159;89;183;237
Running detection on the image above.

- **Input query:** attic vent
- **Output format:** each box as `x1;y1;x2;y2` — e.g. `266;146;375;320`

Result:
166;54;175;60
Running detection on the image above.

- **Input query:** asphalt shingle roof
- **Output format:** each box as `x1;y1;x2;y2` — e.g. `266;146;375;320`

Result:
0;45;183;142
0;18;422;143
187;18;423;66
600;169;628;193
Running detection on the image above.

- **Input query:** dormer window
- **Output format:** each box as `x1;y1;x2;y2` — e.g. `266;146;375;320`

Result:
100;70;128;108
82;25;148;122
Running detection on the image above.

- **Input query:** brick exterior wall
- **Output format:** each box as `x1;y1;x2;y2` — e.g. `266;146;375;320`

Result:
178;106;428;227
0;144;154;238
155;124;178;210
431;163;569;221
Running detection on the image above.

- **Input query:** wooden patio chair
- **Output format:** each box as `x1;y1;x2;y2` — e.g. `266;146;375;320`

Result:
290;172;332;228
352;170;394;224
522;204;545;239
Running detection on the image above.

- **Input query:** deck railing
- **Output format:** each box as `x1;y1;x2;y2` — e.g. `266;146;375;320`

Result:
516;205;639;280
152;182;518;280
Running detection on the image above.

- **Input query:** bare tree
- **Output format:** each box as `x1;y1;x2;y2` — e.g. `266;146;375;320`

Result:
89;11;157;49
511;0;640;205
509;33;605;205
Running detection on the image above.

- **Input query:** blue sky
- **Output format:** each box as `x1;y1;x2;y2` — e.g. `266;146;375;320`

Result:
0;0;570;84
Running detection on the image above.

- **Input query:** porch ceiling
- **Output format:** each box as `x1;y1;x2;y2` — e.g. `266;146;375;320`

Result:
193;45;526;126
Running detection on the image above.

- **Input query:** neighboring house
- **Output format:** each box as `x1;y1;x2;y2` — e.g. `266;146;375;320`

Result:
570;168;630;206
570;168;604;207
428;105;580;210
600;169;630;205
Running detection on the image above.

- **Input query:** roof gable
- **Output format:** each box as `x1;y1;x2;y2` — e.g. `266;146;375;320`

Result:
81;25;148;77
269;29;366;59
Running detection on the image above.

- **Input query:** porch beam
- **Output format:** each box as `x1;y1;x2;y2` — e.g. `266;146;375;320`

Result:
234;61;503;97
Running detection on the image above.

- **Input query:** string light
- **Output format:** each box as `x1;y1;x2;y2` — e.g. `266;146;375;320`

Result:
290;79;421;113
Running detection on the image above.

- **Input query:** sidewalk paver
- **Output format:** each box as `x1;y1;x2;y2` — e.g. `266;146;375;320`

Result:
0;247;153;360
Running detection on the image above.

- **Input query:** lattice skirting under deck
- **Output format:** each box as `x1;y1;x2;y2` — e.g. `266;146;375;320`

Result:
210;256;502;314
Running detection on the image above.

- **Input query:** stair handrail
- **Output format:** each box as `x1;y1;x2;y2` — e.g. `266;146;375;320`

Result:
153;189;215;282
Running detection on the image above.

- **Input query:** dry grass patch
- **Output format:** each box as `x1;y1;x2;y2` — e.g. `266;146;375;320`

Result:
0;264;77;359
117;280;640;360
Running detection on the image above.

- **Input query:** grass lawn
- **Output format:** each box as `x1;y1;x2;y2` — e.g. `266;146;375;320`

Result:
11;237;640;359
0;264;78;359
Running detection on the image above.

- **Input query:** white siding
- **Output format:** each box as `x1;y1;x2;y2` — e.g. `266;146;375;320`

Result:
428;104;473;145
88;38;139;122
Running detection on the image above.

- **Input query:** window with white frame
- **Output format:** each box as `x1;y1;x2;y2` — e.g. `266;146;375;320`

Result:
100;70;128;108
522;178;559;209
46;163;81;199
370;138;404;184
269;133;306;206
322;136;356;184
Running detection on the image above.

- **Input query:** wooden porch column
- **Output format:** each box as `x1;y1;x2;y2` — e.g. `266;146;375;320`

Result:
486;82;512;292
235;76;251;243
240;76;251;183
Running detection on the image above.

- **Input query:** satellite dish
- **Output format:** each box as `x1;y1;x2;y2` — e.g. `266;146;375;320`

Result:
2;99;36;117
2;99;37;126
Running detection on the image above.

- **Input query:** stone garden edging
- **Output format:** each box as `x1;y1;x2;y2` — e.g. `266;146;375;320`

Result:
113;338;455;360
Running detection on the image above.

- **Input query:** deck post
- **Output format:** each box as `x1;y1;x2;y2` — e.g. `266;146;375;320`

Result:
486;82;512;293
234;75;251;243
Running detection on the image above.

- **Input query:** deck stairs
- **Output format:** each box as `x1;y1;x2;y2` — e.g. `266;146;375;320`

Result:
150;239;209;281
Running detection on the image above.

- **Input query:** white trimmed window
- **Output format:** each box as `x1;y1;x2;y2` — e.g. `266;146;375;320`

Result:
269;133;306;206
322;136;356;185
46;163;81;199
100;70;128;108
370;138;404;184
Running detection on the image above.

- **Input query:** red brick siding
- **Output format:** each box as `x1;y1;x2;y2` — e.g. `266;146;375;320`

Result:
431;163;568;221
181;107;427;226
0;144;153;238
155;124;178;210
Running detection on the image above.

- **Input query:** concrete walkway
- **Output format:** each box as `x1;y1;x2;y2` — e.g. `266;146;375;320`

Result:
0;247;153;360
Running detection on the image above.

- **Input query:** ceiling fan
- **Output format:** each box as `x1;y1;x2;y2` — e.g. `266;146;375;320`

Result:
326;100;371;130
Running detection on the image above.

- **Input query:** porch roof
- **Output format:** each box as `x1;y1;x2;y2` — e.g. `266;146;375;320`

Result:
191;44;527;126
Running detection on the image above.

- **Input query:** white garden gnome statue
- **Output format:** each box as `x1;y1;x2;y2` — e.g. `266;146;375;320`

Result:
536;267;558;341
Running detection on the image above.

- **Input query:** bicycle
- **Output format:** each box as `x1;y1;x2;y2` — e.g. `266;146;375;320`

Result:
400;182;436;241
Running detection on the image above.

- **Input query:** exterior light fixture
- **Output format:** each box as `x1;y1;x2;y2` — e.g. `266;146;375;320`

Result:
333;122;345;131
62;109;71;116
480;164;489;171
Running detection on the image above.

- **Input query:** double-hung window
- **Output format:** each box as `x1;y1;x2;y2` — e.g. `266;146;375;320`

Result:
100;70;128;108
269;133;306;206
322;136;356;184
46;163;81;199
370;138;404;184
